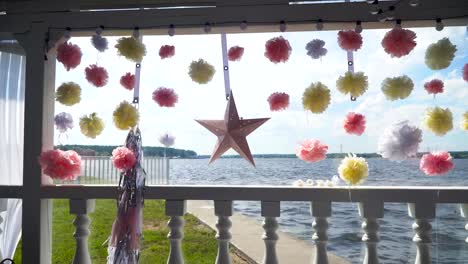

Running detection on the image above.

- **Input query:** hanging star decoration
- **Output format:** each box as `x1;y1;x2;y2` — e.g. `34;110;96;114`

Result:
196;91;269;166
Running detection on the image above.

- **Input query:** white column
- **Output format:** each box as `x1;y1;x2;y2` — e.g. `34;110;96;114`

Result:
358;201;384;264
311;201;331;264
69;199;95;264
460;204;468;243
166;200;186;264
214;200;233;264
408;202;435;264
261;201;280;264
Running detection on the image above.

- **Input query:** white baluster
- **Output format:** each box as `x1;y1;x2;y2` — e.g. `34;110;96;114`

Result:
460;204;468;243
261;201;280;264
311;201;331;264
408;202;435;264
359;201;384;264
214;200;233;264
166;200;186;264
69;199;95;264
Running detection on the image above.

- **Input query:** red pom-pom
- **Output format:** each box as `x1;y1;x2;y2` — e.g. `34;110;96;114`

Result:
39;149;82;180
267;92;290;111
159;45;175;59
85;64;108;87
152;87;178;107
228;46;245;61
463;64;468;82
343;112;366;136
337;30;363;52
264;36;291;63
424;79;444;95
112;147;136;171
420;151;454;176
381;28;417;58
120;72;135;90
56;42;82;71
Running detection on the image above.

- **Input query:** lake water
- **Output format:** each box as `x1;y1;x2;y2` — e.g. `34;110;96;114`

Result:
169;158;468;264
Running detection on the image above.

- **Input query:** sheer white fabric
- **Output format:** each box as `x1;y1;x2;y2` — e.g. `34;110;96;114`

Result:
0;50;25;259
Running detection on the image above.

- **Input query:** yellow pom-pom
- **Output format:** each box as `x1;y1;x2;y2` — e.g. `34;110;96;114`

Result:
338;154;368;185
462;112;468;131
56;82;81;106
381;75;414;101
189;59;215;84
425;38;457;70
302;82;331;114
79;113;104;138
115;37;146;63
423;107;453;136
113;101;139;130
336;71;368;98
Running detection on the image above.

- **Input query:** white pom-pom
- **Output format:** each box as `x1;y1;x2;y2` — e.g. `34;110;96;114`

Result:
305;39;327;59
159;133;175;147
91;34;108;52
377;121;422;161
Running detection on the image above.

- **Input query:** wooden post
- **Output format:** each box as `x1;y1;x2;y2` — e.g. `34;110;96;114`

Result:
214;200;233;264
359;201;384;264
166;200;186;264
261;201;280;264
408;202;435;264
69;199;95;264
311;201;331;264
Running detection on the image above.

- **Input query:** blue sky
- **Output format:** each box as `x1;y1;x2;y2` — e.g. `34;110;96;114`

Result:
55;26;467;155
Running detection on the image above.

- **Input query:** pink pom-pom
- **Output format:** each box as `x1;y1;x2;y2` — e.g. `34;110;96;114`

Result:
159;45;175;59
267;92;290;111
381;28;417;58
85;64;108;87
264;36;292;63
343;112;366;136
420;151;454;176
38;149;82;180
463;64;468;82
337;30;363;52
424;79;444;95
152;87;178;107
296;139;328;163
228;46;245;61
112;147;136;171
120;72;135;90
56;42;82;71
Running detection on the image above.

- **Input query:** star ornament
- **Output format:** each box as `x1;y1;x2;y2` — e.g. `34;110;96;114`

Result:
196;91;269;167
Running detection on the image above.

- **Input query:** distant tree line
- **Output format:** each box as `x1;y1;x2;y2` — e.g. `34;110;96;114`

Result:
58;144;197;158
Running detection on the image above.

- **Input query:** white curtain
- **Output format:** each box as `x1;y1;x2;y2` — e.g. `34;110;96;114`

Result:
0;47;25;259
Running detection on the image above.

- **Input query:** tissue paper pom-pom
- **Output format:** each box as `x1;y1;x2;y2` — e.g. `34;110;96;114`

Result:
425;38;457;70
189;59;215;84
377;121;422;161
56;82;81;106
91;34;108;52
120;72;135;90
462;112;468;130
79;113;104;138
420;151;454;176
381;28;417;58
85;64;108;87
115;37;146;63
423;107;453;136
54;112;74;133
267;92;290;111
56;42;82;71
159;45;175;59
296;139;328;163
112;147;136;171
228;46;244;61
152;87;178;107
39;149;82;180
424;79;444;95
343;112;366;136
264;36;291;63
336;71;368;98
302;82;331;114
463;64;468;82
159;133;175;147
338;154;368;185
113;101;139;130
337;30;363;52
381;75;414;101
306;39;327;59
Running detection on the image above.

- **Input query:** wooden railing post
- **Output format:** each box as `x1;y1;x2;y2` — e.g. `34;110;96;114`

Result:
69;199;95;264
214;200;233;264
358;201;384;264
311;201;331;264
166;200;186;264
408;202;435;264
261;201;280;264
460;204;468;243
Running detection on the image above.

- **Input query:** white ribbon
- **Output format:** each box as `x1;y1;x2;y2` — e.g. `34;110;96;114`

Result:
221;33;231;100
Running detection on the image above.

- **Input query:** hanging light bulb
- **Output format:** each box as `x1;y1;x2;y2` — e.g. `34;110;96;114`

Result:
386;6;396;20
366;0;376;3
378;12;387;22
355;21;363;33
369;4;380;15
316;19;323;31
409;0;419;7
204;22;212;33
435;18;444;31
168;24;175;37
240;20;248;31
279;20;287;32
